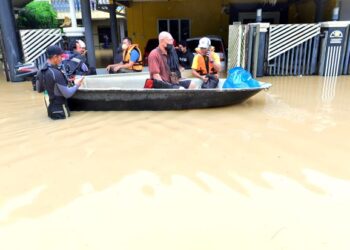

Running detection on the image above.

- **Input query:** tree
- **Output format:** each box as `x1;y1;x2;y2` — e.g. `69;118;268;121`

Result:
17;1;58;29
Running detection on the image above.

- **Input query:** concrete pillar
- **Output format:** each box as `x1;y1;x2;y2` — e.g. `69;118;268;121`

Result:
0;0;23;82
256;23;269;77
63;0;85;40
315;0;327;22
81;0;96;67
69;0;78;28
109;2;119;63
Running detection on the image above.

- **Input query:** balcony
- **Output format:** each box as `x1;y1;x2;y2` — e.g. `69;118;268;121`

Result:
50;0;126;20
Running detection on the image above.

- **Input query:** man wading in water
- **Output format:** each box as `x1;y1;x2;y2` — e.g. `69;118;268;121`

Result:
37;45;84;120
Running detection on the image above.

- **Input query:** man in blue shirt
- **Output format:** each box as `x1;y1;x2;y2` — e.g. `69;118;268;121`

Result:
106;37;143;73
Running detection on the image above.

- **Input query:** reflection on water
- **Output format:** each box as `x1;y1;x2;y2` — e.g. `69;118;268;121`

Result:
1;74;350;250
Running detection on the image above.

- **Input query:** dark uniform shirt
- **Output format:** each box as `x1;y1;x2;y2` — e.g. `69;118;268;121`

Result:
37;62;80;119
177;49;194;69
37;62;78;104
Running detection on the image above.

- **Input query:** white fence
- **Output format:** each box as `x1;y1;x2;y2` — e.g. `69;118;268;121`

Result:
20;29;62;68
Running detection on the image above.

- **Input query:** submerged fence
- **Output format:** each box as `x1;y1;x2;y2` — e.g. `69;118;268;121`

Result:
228;21;350;77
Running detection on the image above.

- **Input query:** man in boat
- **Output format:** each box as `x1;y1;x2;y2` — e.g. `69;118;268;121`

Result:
147;31;196;89
177;40;194;70
64;39;96;76
106;37;143;73
36;45;84;120
191;37;221;88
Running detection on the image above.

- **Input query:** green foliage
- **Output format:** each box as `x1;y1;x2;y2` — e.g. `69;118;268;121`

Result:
17;1;58;29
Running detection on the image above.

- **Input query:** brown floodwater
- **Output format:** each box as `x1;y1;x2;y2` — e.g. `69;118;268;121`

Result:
0;73;350;250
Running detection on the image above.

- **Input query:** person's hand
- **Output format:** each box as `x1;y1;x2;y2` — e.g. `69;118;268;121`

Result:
202;76;208;82
106;64;113;72
208;53;214;63
75;76;85;88
68;76;75;82
113;65;121;72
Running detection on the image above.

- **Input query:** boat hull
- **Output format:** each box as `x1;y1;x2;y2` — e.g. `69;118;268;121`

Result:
68;88;268;111
67;73;271;111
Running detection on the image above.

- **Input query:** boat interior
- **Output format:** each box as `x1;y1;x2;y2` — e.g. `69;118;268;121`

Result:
81;73;226;90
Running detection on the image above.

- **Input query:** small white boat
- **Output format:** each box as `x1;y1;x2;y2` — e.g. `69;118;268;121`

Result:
67;73;271;111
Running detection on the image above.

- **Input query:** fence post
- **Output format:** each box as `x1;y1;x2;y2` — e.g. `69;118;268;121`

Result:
0;0;23;82
255;23;269;77
319;21;349;76
81;0;96;68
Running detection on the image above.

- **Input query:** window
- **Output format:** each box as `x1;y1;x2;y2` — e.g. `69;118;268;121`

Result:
158;19;190;43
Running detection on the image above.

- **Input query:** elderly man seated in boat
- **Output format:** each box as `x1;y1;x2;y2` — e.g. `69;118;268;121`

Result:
106;37;143;74
147;31;196;89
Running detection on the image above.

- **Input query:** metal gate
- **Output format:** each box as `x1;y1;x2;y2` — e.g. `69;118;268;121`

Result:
227;22;246;70
19;29;62;68
267;24;321;76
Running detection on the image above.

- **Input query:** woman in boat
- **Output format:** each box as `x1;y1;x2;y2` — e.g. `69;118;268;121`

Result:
106;37;143;74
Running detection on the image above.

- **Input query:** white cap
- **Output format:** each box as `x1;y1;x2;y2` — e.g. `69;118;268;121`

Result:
198;37;211;49
77;39;86;48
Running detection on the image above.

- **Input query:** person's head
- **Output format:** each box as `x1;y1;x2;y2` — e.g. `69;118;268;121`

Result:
69;39;86;55
76;40;86;54
178;40;188;53
158;31;174;53
197;37;211;56
46;45;64;65
122;37;132;50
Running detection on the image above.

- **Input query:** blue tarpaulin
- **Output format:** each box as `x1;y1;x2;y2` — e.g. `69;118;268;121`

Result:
223;67;261;89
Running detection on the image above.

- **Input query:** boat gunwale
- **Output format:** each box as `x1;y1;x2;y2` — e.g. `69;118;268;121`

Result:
78;83;272;92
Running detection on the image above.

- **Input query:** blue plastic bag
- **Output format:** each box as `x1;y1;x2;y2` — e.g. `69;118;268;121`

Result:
223;67;261;89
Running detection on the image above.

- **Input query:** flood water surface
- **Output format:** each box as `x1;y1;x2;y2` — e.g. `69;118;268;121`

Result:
0;74;350;250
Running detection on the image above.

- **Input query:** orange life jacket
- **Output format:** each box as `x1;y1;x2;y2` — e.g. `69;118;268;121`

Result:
194;50;217;76
123;44;143;71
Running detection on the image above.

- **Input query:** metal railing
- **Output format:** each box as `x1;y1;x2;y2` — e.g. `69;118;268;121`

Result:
20;29;62;68
267;24;321;76
50;0;125;14
51;0;97;12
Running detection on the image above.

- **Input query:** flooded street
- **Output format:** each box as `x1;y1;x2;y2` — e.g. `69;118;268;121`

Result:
0;73;350;250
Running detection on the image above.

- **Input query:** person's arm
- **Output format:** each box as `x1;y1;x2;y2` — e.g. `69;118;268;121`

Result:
192;69;207;82
210;53;221;72
117;61;134;70
56;76;84;98
106;62;122;71
148;51;164;81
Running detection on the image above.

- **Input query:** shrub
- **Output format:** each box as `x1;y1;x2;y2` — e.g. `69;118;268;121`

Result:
17;1;58;29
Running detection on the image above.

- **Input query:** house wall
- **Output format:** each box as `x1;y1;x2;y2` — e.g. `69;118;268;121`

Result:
126;0;337;52
340;0;350;20
126;0;230;52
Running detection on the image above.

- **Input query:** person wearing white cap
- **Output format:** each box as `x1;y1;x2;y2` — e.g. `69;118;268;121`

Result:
191;37;221;85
